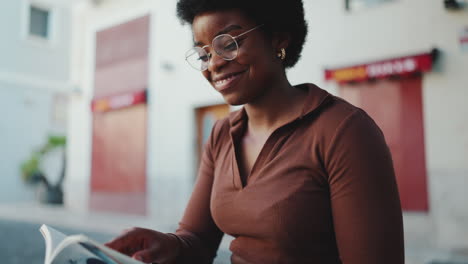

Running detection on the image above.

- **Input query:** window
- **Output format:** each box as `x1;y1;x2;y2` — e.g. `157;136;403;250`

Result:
21;0;57;46
346;0;395;11
29;5;49;39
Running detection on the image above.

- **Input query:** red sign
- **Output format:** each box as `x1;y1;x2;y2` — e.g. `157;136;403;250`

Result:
324;50;437;84
460;27;468;51
461;36;468;44
91;89;147;112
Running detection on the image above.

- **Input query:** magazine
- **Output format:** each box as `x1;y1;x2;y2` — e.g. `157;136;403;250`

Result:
39;224;144;264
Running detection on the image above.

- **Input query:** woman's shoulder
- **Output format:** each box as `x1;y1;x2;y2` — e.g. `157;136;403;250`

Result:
303;83;380;141
211;115;231;137
302;83;369;127
206;109;241;147
322;95;369;124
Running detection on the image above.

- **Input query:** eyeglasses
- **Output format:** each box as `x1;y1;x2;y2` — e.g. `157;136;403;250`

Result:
185;24;264;71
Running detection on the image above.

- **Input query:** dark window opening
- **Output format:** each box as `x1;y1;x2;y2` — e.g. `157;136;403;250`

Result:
29;5;49;39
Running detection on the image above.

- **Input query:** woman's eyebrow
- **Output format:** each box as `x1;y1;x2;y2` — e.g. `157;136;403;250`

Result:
193;24;243;47
216;24;242;36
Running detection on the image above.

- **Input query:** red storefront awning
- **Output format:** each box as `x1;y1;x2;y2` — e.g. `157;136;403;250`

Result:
91;89;147;112
324;49;438;84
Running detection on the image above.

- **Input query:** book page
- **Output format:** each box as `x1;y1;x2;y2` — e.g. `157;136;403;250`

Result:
40;224;68;264
51;235;143;264
79;240;144;264
51;241;104;264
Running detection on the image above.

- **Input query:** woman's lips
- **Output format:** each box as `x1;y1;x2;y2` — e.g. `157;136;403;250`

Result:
212;71;246;92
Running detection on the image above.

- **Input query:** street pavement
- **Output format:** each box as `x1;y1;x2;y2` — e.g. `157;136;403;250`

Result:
0;202;231;264
1;203;467;264
0;219;114;264
0;219;231;264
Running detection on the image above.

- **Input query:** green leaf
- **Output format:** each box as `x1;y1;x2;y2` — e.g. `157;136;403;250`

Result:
19;135;66;185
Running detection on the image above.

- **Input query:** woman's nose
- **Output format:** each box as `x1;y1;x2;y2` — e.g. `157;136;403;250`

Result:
207;52;228;72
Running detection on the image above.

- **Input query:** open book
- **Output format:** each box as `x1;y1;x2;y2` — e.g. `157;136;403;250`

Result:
39;224;144;264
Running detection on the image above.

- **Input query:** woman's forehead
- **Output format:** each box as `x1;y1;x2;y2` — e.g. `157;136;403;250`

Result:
192;10;254;42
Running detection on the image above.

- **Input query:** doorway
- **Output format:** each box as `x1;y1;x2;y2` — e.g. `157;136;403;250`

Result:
340;76;429;211
90;15;150;215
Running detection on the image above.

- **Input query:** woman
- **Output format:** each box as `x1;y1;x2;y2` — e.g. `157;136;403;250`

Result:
105;0;404;263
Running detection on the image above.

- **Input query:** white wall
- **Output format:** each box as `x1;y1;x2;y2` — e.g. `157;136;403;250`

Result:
0;0;73;203
0;85;52;202
64;0;98;215
0;0;72;81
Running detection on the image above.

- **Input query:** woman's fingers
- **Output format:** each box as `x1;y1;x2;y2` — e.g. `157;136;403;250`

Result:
104;227;143;255
132;246;162;264
131;233;179;264
104;227;177;263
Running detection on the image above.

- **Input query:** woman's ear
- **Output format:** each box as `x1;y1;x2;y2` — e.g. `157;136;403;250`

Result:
272;32;291;51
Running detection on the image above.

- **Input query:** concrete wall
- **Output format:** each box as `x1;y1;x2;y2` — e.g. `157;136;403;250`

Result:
0;85;51;202
0;0;73;203
66;0;468;253
0;0;72;81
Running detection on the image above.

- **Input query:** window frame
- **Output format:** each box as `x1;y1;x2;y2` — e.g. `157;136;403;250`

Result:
21;0;57;47
29;5;50;39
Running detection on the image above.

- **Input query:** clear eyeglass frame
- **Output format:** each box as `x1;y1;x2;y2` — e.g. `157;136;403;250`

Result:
185;24;264;71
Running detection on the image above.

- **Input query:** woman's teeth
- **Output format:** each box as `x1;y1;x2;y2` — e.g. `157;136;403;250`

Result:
215;74;237;85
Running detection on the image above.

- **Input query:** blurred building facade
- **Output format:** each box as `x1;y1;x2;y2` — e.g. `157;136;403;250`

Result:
0;0;74;202
65;0;222;228
1;0;465;262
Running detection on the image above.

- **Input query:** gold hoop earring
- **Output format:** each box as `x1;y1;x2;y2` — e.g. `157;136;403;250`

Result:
277;48;286;60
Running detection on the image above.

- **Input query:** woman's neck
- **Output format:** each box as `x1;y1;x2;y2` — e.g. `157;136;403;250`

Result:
244;77;307;134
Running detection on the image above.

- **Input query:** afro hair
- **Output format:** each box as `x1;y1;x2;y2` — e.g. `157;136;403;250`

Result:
176;0;308;68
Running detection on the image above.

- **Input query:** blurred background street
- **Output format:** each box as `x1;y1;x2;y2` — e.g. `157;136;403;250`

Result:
0;202;466;264
1;0;467;263
0;203;232;263
0;219;113;264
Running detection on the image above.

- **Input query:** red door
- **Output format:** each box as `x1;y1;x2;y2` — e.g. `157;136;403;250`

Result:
90;15;150;215
340;76;429;211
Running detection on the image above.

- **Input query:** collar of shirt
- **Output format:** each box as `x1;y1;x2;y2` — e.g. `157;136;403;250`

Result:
228;83;332;127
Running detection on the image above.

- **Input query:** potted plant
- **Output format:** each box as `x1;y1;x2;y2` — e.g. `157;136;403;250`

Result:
20;135;66;204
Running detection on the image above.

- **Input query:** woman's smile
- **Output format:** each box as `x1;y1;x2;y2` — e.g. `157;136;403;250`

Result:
212;69;247;92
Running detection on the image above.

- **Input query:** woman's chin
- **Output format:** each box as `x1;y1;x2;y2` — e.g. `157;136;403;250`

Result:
221;94;246;106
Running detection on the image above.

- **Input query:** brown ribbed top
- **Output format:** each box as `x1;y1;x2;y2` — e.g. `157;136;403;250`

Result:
174;83;404;264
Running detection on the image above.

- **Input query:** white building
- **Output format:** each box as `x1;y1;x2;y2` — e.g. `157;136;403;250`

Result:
0;0;74;202
62;0;467;262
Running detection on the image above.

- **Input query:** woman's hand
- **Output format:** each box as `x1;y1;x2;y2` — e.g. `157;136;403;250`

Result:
104;227;181;264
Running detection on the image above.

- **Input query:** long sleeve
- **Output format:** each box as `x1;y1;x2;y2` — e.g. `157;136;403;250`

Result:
173;121;224;264
324;109;405;264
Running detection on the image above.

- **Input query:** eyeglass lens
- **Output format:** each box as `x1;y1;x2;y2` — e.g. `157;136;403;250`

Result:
185;34;239;71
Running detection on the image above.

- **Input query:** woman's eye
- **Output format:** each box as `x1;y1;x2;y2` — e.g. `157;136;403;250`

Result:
223;41;237;51
198;55;209;62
